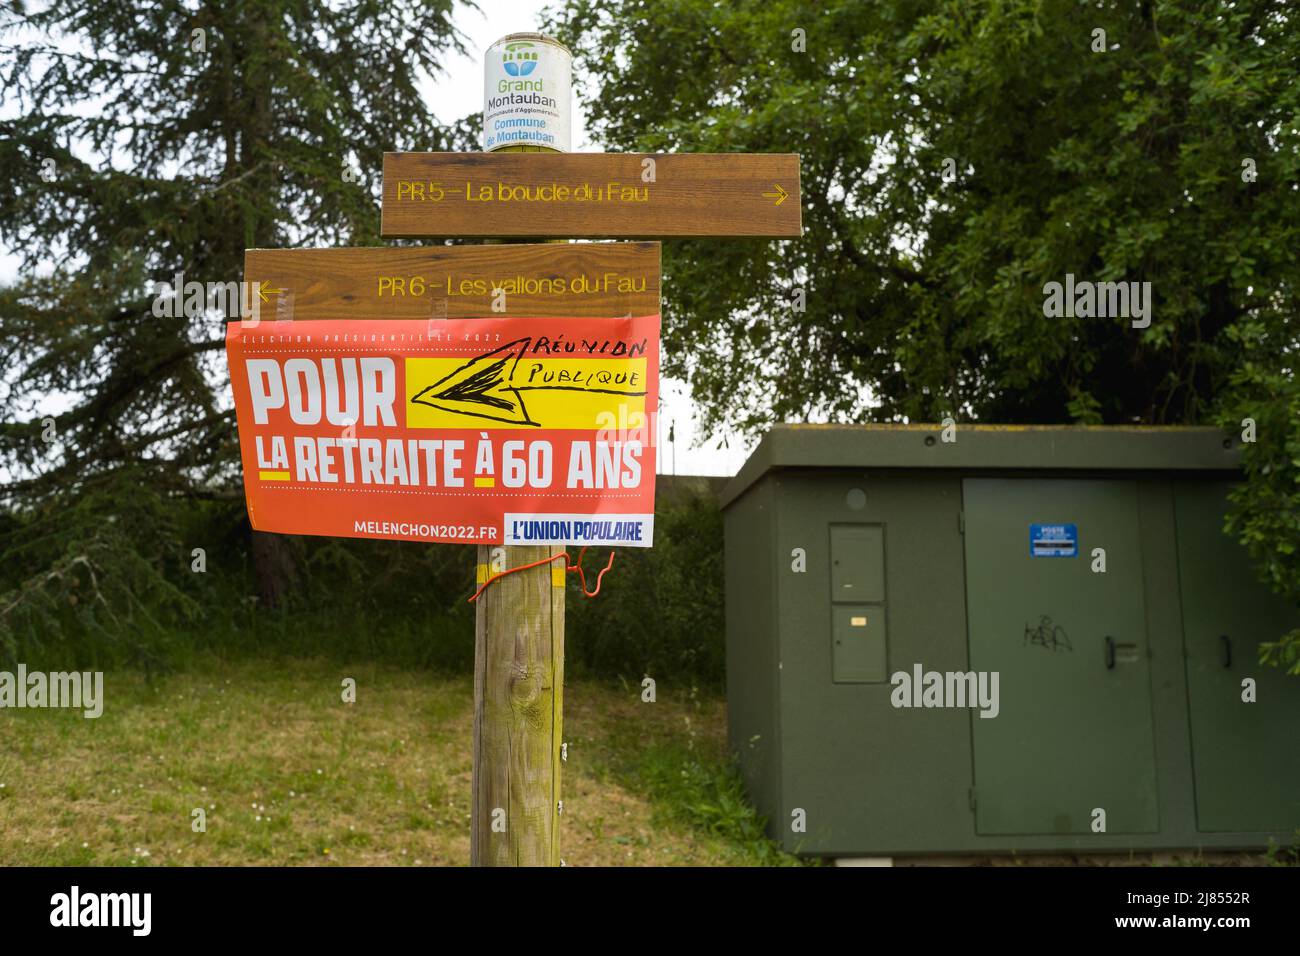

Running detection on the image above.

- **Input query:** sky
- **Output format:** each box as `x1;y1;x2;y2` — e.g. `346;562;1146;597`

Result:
2;0;755;477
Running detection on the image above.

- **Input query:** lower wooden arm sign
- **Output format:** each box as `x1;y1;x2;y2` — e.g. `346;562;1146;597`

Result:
225;315;659;547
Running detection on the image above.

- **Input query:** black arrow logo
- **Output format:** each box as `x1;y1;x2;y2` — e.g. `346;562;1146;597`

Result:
410;336;649;427
411;337;537;426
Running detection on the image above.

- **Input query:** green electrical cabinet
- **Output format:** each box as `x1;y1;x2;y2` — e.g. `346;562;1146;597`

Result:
721;425;1300;857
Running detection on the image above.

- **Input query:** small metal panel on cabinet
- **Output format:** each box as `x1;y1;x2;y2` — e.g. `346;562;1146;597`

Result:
830;524;885;602
832;605;887;683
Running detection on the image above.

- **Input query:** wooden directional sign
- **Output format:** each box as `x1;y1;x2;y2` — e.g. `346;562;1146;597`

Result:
381;152;801;239
243;242;659;320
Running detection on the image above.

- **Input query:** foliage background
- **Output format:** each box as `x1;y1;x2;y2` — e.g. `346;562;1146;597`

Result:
548;0;1300;670
1;0;1297;676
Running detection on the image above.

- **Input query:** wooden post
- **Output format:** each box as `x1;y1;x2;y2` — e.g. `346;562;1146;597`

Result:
471;545;565;865
470;32;573;867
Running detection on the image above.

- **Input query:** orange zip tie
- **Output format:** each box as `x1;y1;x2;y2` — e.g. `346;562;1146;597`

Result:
468;546;616;603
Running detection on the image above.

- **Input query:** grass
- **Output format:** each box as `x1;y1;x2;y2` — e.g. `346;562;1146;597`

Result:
0;657;796;866
563;675;807;866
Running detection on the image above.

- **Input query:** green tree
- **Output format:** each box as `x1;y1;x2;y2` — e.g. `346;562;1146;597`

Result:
0;0;473;631
549;0;1300;669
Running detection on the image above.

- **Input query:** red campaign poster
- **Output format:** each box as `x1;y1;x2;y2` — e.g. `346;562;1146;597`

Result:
225;315;659;547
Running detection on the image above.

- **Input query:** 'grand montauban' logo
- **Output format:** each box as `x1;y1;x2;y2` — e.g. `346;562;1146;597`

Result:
502;41;538;76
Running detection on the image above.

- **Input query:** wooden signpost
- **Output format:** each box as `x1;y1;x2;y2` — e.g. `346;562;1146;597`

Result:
241;241;659;868
231;30;799;868
381;151;802;239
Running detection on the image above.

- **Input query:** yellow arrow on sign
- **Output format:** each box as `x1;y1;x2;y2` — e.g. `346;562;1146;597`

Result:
762;183;789;207
257;281;285;303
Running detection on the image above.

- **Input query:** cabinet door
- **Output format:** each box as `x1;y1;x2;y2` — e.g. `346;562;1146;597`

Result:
1175;481;1300;832
832;604;887;682
964;479;1159;835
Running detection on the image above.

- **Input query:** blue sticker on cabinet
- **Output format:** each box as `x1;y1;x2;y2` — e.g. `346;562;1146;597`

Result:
1029;523;1078;558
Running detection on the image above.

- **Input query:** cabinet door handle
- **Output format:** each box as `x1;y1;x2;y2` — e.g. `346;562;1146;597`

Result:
1105;635;1116;670
1220;634;1232;669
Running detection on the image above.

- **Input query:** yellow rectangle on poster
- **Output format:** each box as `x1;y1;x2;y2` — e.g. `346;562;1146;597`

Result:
405;357;647;430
